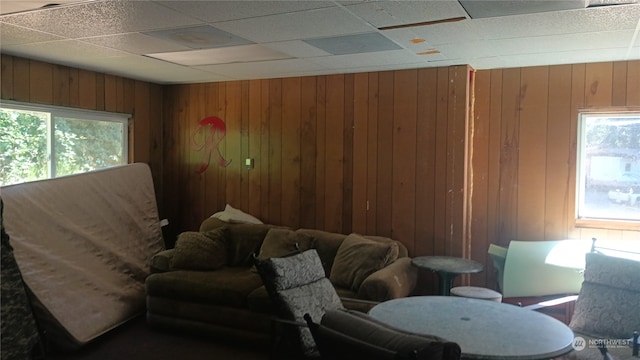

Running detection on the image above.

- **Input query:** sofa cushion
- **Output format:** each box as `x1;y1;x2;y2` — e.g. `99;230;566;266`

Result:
330;233;399;292
170;229;228;271
296;229;346;275
256;228;315;260
145;267;263;307
225;224;274;266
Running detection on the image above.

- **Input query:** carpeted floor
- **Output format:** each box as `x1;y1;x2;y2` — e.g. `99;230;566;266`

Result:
45;315;270;360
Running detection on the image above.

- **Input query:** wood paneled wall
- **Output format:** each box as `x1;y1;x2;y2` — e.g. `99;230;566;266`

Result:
162;67;472;271
0;55;164;205
470;61;640;288
5;53;638;292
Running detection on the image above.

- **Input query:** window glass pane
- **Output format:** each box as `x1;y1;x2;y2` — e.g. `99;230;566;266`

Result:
1;101;128;186
54;117;125;177
578;112;640;222
0;108;49;186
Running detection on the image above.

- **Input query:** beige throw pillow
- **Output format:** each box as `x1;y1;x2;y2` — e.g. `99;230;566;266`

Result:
330;233;399;292
170;228;228;271
256;228;315;260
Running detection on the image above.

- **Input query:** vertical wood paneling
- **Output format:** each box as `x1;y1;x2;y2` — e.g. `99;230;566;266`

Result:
281;77;301;229
544;65;572;240
352;73;369;235
268;79;283;225
324;75;345;233
446;66;470;258
472;60;639;290
53;65;70;106
315;76;327;230
29;61;53;104
376;72;394;238
433;67;450;255
300;77;317;229
13;57;30;101
366;73;379;235
612;62;628;106
225;81;243;209
69;68;80;107
240;81;251;211
203;82;220;217
585;62;613;107
155;59;638;290
415;68;438;257
248;80;263;218
517;66;548;240
1;55;14;100
392;69;417;247
498;68;521;243
470;69;491;286
259;80;271;220
133;80;150;163
343;74;354;235
627;61;640;106
78;69;97;109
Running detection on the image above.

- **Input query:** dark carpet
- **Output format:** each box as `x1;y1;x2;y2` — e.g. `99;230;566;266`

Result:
45;316;270;360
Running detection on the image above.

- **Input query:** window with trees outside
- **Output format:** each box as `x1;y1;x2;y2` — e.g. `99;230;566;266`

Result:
0;101;129;186
577;109;640;224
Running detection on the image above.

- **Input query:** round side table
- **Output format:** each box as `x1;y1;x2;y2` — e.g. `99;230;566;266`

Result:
412;256;484;295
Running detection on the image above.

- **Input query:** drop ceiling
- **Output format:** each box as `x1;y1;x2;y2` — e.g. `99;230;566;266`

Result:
0;0;639;85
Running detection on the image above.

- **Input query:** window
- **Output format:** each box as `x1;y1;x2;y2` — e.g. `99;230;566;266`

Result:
577;109;640;223
0;101;129;186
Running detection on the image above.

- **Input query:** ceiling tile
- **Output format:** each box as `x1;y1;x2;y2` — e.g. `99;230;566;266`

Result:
213;7;374;43
196;58;329;80
308;49;426;70
501;48;632;68
304;32;401;55
472;4;640;40
343;0;468;28
81;33;191;55
490;30;636;56
156;1;334;23
459;0;587;19
88;55;229;84
0;22;63;45
2;39;127;65
436;40;496;60
143;25;253;49
0;1;202;38
263;40;330;58
147;45;292;66
404;20;483;46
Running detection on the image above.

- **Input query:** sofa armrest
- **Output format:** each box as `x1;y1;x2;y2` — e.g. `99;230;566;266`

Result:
150;248;175;273
357;257;417;301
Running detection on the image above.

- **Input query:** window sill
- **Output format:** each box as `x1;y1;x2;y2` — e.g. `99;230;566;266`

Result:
575;218;640;231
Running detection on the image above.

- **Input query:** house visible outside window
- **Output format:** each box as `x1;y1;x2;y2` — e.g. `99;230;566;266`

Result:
577;109;640;223
0;101;129;186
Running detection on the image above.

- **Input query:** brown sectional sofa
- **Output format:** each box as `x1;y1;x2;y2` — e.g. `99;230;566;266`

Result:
145;217;418;344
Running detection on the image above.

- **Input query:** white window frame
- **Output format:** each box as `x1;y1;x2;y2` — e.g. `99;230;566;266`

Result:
0;100;130;183
576;107;640;229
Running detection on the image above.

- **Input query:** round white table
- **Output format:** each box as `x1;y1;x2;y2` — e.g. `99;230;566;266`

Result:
368;296;575;360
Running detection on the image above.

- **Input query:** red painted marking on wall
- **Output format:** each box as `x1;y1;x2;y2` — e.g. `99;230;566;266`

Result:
193;116;231;174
